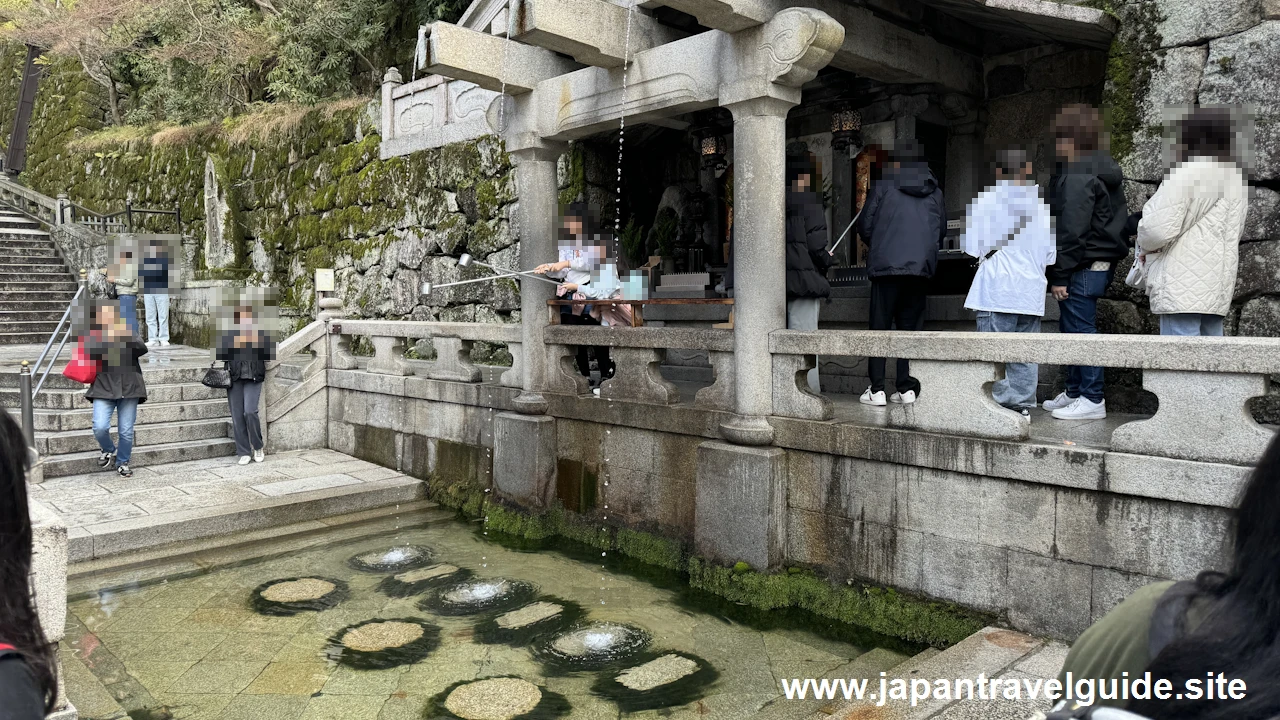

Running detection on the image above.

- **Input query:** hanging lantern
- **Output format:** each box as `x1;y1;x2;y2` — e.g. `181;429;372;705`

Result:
831;105;863;152
700;135;727;169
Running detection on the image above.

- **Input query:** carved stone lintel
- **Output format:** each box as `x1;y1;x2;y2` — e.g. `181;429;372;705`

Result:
329;333;359;370
887;360;1027;440
695;350;735;412
759;8;845;88
500;341;524;388
546;344;590;395
1111;370;1273;466
771;354;833;420
426;336;482;382
598;347;680;405
367;335;414;376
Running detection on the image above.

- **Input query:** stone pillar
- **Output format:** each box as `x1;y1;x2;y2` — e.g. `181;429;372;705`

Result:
719;97;793;446
381;67;403;144
510;143;566;415
493;413;558;509
830;134;857;268
942;94;985;217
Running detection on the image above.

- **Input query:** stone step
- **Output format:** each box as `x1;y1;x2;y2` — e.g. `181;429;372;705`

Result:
0;251;60;262
33;397;231;432
0;290;77;303
36;417;231;455
0;216;42;229
0;320;62;335
0;365;208;390
0;262;73;274
0;309;66;322
0;238;56;249
66;473;428;561
0;226;51;237
41;437;239;478
1;279;78;292
0;331;57;344
0;300;70;312
1;380;221;410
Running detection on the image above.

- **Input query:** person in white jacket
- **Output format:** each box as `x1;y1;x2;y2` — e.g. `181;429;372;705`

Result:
533;202;616;383
1137;107;1248;336
962;149;1056;414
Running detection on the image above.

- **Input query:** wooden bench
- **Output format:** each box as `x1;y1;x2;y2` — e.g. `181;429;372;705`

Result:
547;298;734;327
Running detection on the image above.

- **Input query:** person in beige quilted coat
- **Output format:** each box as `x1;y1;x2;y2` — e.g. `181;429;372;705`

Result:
1137;107;1249;336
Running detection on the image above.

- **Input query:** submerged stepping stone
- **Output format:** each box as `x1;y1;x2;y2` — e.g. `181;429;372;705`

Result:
326;617;441;669
347;544;436;573
498;601;563;629
616;654;700;691
426;676;571;719
419;578;538;616
474;598;583;646
250;576;349;616
378;563;469;598
536;621;651;669
591;651;719;711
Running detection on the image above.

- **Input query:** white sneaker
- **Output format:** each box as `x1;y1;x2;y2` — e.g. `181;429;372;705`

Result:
1051;397;1106;420
238;455;252;465
145;340;158;347
859;387;887;406
1042;392;1075;411
890;390;917;404
253;448;265;463
160;340;170;346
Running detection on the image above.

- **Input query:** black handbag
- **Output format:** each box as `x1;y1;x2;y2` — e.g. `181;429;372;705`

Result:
202;362;232;390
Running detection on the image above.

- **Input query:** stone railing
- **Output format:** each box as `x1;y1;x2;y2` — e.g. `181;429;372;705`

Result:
335;319;522;387
542;325;735;410
772;330;1280;466
264;319;330;424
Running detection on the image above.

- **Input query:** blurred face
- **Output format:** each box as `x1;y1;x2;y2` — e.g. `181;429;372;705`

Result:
563;216;585;237
1055;137;1078;161
96;304;119;329
236;308;254;325
792;173;812;192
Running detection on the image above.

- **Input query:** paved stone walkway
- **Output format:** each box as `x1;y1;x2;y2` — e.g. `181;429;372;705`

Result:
32;449;424;563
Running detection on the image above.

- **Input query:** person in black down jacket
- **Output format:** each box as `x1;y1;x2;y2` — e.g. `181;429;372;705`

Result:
85;300;149;478
785;150;834;393
1042;104;1129;422
0;408;60;720
216;304;275;465
855;139;945;407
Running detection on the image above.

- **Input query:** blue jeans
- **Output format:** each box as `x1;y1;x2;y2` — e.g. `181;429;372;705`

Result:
1159;313;1224;336
1057;268;1114;403
976;311;1041;409
119;295;138;337
144;293;170;342
92;398;139;464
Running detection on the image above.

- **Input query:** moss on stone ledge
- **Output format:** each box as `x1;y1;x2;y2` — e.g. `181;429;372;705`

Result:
1100;0;1164;161
429;482;988;647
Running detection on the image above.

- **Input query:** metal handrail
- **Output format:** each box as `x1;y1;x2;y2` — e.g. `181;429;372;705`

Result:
19;269;87;443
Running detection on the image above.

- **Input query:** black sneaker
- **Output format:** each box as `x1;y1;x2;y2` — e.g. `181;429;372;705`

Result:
117;463;133;478
98;451;116;469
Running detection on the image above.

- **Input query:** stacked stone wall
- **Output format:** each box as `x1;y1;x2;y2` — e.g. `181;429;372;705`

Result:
7;53;520;350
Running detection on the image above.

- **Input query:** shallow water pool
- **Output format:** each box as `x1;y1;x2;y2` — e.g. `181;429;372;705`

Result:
65;509;922;720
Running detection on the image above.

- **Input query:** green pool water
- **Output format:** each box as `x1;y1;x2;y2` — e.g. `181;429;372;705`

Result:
64;509;921;720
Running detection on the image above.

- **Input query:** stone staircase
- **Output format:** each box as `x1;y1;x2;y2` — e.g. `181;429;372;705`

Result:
0;209;78;344
0;361;238;477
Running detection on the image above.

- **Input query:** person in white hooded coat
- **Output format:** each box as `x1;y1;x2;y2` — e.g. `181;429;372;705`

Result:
963;149;1056;412
1137;107;1248;336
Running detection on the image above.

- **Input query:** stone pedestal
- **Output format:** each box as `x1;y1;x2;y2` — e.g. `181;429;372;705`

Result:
492;412;557;510
694;441;787;570
511;144;566;415
719;97;793;445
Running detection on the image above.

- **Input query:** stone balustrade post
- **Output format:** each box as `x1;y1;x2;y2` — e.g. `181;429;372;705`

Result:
718;96;794;445
426;336;482;382
367;335;414;376
381;67;403;144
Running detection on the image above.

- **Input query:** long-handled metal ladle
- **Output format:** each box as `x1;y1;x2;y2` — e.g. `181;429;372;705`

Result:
420;253;561;296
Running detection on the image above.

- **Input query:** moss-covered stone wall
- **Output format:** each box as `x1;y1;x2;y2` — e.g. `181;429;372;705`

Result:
9;52;519;346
